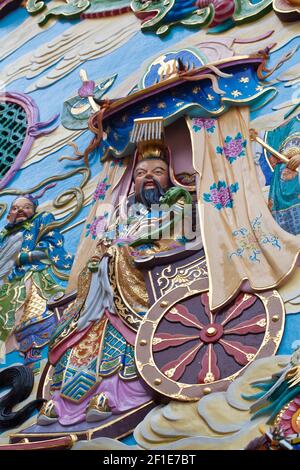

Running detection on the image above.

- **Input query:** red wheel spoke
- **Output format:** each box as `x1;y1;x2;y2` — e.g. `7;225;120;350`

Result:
153;333;200;352
166;304;204;330
221;293;256;326
161;341;204;381
154;289;268;386
200;293;214;323
219;338;258;365
198;344;220;384
224;314;266;335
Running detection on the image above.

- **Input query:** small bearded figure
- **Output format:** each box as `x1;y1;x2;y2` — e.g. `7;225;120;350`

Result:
39;144;194;426
0;195;74;369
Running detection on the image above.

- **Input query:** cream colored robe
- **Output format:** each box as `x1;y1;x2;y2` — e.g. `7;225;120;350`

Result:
189;108;300;311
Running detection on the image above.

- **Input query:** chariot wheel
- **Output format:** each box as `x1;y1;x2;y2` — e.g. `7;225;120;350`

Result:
135;275;285;401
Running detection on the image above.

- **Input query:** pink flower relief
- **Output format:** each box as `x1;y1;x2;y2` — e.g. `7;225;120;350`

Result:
93;178;111;202
210;187;232;207
192;118;216;134
203;119;216;130
86;215;108;239
216;133;247;164
203;181;239;210
223;138;244;159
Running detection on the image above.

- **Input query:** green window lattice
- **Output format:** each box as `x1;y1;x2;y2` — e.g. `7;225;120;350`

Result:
0;101;27;179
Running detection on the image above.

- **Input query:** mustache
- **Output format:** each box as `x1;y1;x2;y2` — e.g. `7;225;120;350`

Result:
11;211;27;221
7;211;30;228
139;178;166;208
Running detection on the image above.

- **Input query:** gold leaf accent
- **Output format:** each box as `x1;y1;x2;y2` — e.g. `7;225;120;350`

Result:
204;372;215;383
152;337;162;345
164;368;176;378
246;353;255;362
157;257;207;295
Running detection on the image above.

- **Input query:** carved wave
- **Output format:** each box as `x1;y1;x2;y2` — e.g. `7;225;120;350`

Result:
0;14;140;92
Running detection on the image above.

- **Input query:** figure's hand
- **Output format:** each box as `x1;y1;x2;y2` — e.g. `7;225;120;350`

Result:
18;250;47;266
31;250;47;263
286;154;300;171
88;240;111;271
95;239;110;258
249;128;258;142
89;255;101;263
88;257;100;272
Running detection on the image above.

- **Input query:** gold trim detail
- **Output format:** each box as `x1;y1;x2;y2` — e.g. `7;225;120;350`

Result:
108;247;145;332
151;256;207;297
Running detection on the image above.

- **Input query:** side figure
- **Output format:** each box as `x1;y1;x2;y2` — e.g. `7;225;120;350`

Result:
266;115;300;235
0;194;74;369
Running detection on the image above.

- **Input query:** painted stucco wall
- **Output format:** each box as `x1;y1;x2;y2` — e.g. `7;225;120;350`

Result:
0;6;300;448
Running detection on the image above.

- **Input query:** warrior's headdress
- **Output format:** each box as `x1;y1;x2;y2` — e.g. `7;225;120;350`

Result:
130;116;167;162
11;183;56;209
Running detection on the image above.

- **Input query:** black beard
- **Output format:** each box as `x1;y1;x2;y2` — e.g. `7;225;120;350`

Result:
138;179;166;209
5;214;34;230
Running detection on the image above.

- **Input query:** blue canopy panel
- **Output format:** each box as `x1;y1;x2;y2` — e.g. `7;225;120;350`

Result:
99;58;277;159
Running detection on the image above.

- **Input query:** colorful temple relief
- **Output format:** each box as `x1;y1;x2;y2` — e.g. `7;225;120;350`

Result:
1;1;300;453
190;108;300;311
0;193;74;369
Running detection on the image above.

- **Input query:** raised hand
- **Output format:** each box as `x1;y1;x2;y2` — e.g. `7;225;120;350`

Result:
286;153;300;171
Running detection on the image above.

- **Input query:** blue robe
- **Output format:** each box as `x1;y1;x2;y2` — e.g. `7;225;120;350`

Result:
266;115;300;235
0;211;74;366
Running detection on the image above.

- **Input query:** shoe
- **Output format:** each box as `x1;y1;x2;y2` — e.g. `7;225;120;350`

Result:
37;400;59;425
85;393;112;423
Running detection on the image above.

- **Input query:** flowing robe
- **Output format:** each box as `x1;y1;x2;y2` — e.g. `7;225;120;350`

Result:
189;108;300;311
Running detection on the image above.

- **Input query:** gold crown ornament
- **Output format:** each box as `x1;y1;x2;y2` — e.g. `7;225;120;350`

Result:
130;117;167;161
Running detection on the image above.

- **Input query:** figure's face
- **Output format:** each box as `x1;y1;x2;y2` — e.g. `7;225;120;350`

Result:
7;198;35;225
134;159;170;199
